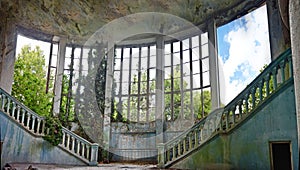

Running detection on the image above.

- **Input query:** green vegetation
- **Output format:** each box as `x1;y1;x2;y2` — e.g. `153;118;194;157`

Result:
12;45;53;117
112;65;211;122
12;45;62;146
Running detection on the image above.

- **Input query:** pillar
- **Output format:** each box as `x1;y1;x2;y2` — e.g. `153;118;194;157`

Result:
103;42;114;157
52;37;67;116
266;0;290;60
155;36;165;144
208;19;221;110
289;0;300;167
0;18;17;94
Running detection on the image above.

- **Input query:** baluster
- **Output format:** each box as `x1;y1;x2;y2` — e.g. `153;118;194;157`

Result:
172;145;176;160
31;115;36;131
0;93;2;109
259;81;263;102
265;74;270;96
272;68;278;89
280;61;286;83
18;108;26;126
177;142;181;156
77;141;81;154
36;119;41;134
6;98;11;113
61;131;66;146
189;133;192;150
251;88;256;109
81;143;85;157
86;145;90;160
200;125;203;142
14;105;19;121
66;134;70;149
194;129;198;147
41;120;46;135
26;112;31;128
183;137;186;153
71;136;75;152
1;94;5;110
10;102;16;117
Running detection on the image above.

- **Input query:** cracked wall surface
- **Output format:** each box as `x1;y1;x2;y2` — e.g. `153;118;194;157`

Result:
1;0;265;44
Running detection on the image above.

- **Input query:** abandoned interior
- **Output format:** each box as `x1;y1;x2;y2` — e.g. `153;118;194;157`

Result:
1;0;300;169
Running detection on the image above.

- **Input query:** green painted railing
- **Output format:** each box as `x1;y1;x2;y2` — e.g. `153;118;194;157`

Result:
0;88;99;166
157;49;293;168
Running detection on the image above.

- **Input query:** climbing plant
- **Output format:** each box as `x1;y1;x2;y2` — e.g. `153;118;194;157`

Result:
12;45;62;146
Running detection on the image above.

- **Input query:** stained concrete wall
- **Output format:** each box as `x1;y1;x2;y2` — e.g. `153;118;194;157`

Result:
110;121;186;162
0;111;86;169
172;81;298;170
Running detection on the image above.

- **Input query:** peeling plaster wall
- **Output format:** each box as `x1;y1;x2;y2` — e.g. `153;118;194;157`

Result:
1;0;266;44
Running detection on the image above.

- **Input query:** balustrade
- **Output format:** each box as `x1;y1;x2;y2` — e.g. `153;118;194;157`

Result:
59;127;98;165
158;49;292;168
0;88;99;166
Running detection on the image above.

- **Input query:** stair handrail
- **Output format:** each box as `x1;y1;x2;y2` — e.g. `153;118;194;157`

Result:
59;127;99;165
157;48;293;168
0;88;46;136
0;88;99;166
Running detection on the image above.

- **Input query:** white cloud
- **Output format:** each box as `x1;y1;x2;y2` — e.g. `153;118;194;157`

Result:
220;5;271;104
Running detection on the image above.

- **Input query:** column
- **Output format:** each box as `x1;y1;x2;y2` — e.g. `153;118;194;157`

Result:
289;0;300;164
208;19;221;110
155;36;165;144
103;42;114;158
266;0;290;60
0;19;17;94
53;37;67;116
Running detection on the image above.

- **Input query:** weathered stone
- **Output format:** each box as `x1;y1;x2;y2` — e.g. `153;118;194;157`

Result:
0;0;266;44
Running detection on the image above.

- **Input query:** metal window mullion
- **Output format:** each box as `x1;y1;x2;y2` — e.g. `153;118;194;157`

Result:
127;48;133;121
146;46;151;122
137;47;142;122
64;46;75;122
189;38;194;122
75;46;83;113
199;34;205;118
180;41;184;119
170;43;174;120
118;48;124;114
46;42;54;93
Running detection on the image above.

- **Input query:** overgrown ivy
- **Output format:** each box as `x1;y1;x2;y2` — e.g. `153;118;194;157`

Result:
43;116;63;146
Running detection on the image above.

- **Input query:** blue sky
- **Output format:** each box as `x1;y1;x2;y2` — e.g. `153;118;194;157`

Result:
217;5;271;104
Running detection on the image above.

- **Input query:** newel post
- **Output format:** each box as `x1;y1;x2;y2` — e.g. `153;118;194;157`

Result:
89;143;99;166
157;143;165;168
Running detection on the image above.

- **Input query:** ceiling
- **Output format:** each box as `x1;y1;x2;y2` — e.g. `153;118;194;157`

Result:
0;0;265;44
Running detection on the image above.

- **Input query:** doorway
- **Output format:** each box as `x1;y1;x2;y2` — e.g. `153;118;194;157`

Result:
270;142;292;170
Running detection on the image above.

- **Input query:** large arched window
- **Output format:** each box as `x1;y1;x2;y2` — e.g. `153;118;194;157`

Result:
112;32;212;123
